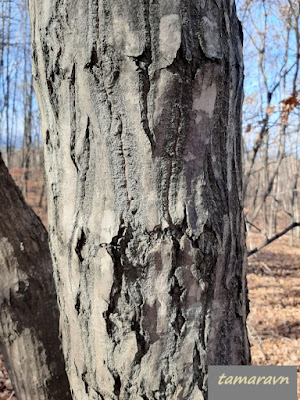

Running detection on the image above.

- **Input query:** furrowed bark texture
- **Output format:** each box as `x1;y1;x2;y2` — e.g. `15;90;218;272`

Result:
0;156;71;400
29;0;250;398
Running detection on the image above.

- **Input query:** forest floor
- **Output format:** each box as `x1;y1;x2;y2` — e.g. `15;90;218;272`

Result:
246;218;300;399
0;168;299;399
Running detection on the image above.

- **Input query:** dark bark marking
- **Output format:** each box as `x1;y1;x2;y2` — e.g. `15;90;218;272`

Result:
134;48;155;149
45;129;51;146
75;229;87;263
50;182;60;229
47;79;54;96
133;0;156;149
131;313;150;366
192;344;202;390
84;45;99;71
165;43;203;82
103;224;127;339
54;46;62;76
82;371;89;395
83;118;91;170
170;278;186;335
169;232;186;337
98;392;105;400
142;302;159;343
113;373;121;397
93;388;105;400
69;63;78;172
42;37;62;120
158;371;167;400
75;293;81;314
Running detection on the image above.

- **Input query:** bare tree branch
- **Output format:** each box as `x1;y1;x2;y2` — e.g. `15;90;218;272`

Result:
247;222;300;257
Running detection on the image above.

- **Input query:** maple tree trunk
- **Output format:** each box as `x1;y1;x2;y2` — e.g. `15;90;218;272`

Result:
0;156;71;400
29;0;250;398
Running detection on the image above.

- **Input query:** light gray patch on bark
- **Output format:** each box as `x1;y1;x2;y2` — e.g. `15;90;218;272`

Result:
198;16;222;60
159;14;181;68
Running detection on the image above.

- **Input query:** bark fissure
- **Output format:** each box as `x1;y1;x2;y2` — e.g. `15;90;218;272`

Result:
192;344;201;390
131;312;150;366
116;117;132;208
103;224;128;341
82;371;89;395
136;49;156;149
69;63;78;172
75;229;87;264
170;275;186;336
113;373;121;398
68;117;92;269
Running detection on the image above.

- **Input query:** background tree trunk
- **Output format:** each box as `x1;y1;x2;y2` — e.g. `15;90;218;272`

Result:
29;0;250;398
0;155;71;400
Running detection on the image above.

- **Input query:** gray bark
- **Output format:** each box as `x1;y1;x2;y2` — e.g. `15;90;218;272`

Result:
29;0;250;399
0;155;71;400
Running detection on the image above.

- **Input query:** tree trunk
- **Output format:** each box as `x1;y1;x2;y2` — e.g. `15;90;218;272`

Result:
29;1;250;398
0;155;71;400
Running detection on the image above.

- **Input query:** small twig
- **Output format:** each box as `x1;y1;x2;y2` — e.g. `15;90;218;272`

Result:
246;220;263;233
247;222;300;257
260;262;273;275
245;188;300;198
8;391;15;400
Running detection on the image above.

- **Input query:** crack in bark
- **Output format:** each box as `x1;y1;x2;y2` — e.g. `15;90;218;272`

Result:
115;116;131;208
103;224;129;340
45;129;53;153
84;45;99;71
113;373;121;398
77;116;91;196
75;228;87;263
75;293;81;315
192;344;202;393
68;117;92;270
170;275;186;336
157;371;167;400
131;313;150;366
82;371;89;395
94;389;105;400
134;0;156;149
69;63;78;172
165;43;201;82
42;19;65;120
135;48;155;150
